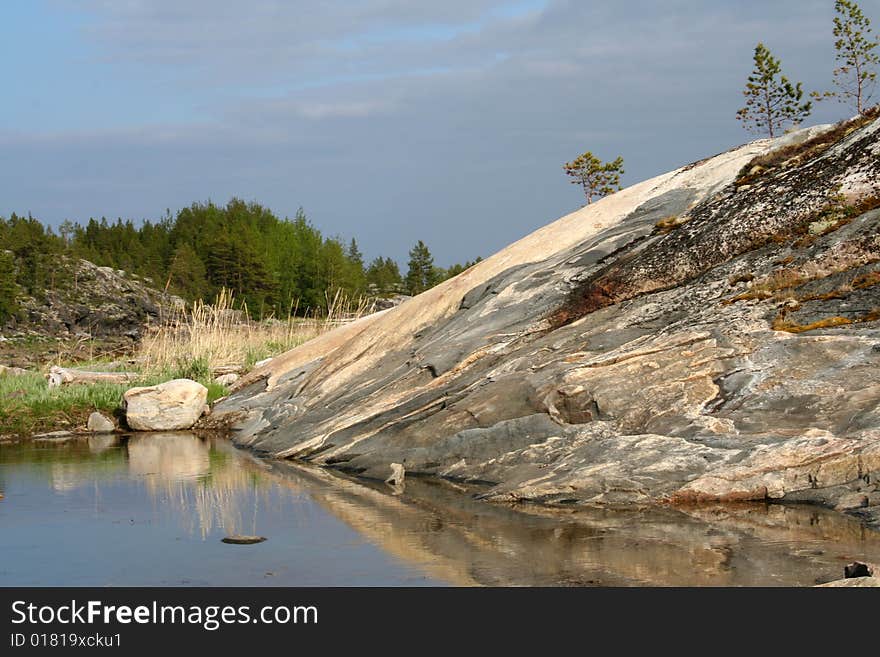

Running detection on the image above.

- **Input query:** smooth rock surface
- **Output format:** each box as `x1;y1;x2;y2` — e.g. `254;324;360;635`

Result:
124;379;208;431
209;117;880;527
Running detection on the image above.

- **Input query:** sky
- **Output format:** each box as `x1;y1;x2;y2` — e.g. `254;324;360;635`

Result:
0;0;872;266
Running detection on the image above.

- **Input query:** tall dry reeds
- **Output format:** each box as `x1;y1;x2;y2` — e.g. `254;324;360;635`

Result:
137;288;372;376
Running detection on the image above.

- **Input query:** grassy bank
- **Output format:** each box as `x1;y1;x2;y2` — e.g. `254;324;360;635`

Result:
0;369;227;438
0;290;368;438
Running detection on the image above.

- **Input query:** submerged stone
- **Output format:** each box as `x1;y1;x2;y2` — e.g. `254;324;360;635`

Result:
221;535;267;545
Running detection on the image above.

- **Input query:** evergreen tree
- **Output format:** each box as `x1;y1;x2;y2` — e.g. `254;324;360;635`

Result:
344;238;367;294
737;43;813;138
0;251;19;322
405;240;435;295
444;257;482;280
814;1;879;114
366;257;402;296
2;199;464;318
563;152;625;205
346;238;364;270
165;243;208;301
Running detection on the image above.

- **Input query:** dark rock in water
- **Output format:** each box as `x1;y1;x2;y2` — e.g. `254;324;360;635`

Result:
209;117;880;520
844;562;873;579
221;535;267;545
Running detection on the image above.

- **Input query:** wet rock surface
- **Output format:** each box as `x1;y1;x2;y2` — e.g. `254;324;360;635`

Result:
211;117;880;527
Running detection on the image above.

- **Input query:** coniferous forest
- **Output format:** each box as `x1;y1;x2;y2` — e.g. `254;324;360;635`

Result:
0;198;480;321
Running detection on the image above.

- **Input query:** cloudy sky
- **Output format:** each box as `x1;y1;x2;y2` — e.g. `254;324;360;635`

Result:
0;0;866;265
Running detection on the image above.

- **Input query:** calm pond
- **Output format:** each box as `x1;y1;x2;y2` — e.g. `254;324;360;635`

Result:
1;433;879;586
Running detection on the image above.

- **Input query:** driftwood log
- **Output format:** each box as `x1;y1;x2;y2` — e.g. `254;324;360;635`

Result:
212;364;245;376
46;366;138;388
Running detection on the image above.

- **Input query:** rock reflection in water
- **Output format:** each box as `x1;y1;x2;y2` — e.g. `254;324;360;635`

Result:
127;434;210;481
3;433;880;586
263;461;880;587
125;433;281;539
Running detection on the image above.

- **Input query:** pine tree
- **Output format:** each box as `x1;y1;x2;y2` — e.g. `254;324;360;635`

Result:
405;241;435;296
366;257;402;296
344;238;367;294
814;1;879;115
737;43;813;138
563;152;625;205
0;251;19;322
165;243;208;301
346;238;364;270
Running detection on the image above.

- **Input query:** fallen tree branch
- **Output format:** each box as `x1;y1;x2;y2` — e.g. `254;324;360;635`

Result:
46;366;138;388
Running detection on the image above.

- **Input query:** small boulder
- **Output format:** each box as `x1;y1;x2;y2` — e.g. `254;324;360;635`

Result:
385;462;406;486
87;412;115;433
123;379;208;431
215;372;239;386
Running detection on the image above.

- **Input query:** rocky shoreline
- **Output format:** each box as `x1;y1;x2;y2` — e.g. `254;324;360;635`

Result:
204;115;880;532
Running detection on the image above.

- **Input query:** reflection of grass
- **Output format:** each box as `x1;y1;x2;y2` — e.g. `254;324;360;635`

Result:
1;436;278;540
0;440;125;466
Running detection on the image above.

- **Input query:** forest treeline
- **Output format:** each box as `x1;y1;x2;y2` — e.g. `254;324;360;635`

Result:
0;198;480;321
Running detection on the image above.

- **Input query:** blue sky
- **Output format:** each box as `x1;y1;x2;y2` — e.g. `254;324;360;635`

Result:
0;0;871;265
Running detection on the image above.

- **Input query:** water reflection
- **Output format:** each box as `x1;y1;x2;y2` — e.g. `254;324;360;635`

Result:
265;462;880;586
2;433;880;586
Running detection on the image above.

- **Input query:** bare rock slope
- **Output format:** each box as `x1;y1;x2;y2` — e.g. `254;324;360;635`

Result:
212;114;880;526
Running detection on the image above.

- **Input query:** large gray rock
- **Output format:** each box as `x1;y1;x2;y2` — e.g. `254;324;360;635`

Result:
209;115;880;527
124;379;208;431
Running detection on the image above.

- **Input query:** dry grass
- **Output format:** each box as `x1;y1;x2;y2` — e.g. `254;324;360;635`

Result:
735;107;880;187
726;268;806;303
136;288;372;376
771;309;880;333
654;215;688;234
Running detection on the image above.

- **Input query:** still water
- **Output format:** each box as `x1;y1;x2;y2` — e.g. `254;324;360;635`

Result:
2;433;879;586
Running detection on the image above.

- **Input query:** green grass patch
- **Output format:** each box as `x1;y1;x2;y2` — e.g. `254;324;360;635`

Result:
0;368;227;438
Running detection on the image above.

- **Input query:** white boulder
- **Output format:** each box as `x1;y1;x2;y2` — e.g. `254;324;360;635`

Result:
123;379;208;431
